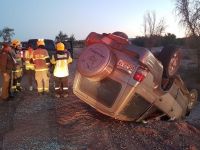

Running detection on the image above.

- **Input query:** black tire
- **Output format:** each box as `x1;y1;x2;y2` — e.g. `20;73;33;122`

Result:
158;45;181;78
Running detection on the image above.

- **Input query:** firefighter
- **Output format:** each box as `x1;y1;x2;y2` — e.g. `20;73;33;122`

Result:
11;39;23;92
51;42;72;98
0;43;16;101
24;45;35;91
33;39;50;94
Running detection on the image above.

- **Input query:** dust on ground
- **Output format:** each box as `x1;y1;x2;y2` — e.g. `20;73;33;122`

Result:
0;60;200;150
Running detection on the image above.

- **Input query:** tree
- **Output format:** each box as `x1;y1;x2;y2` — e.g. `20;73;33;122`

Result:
143;11;167;37
175;0;200;37
132;33;181;47
0;27;15;42
55;31;68;43
175;0;200;70
142;11;167;49
131;36;146;47
161;33;177;46
68;34;76;42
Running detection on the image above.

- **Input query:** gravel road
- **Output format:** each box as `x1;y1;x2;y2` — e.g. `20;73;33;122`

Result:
0;60;200;150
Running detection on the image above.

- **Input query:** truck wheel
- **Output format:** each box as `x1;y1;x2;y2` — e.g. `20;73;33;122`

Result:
158;45;181;78
77;43;116;81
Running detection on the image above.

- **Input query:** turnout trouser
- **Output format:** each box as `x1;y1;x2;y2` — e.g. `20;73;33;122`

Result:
12;69;22;92
26;69;35;88
1;72;11;99
35;70;49;93
54;76;68;95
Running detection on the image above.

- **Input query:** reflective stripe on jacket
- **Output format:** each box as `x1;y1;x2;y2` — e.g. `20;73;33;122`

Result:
52;51;72;77
24;49;35;70
33;48;49;71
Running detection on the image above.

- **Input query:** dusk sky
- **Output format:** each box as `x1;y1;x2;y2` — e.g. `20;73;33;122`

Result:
0;0;184;41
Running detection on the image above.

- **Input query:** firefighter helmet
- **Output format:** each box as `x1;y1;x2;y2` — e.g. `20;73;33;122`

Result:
56;42;65;51
37;39;45;46
12;39;21;48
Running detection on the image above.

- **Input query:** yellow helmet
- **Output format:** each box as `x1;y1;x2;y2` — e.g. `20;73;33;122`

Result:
56;42;65;51
12;39;21;48
37;39;45;46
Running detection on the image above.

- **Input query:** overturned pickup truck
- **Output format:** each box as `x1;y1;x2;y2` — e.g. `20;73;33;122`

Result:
73;32;198;121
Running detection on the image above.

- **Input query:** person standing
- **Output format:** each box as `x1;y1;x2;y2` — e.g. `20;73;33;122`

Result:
24;45;35;91
11;39;23;92
33;39;50;94
0;43;16;101
51;42;72;98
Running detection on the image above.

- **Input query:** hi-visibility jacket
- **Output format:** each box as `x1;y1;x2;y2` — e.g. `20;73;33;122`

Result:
33;48;49;71
51;51;72;77
24;49;35;70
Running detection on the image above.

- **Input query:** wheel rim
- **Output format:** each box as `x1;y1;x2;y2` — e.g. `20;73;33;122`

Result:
190;89;198;102
188;89;198;110
168;52;180;76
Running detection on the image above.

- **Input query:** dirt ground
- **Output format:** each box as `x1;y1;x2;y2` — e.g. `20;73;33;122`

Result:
0;60;200;150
